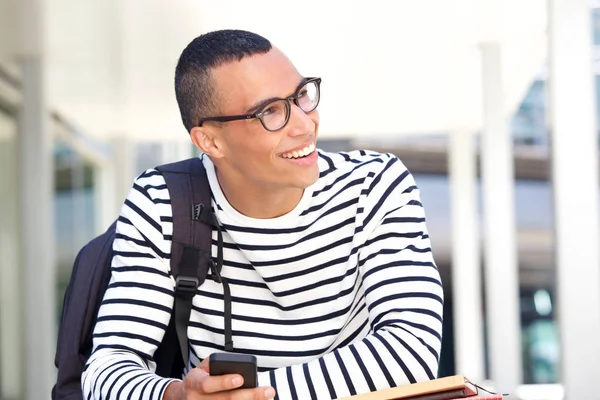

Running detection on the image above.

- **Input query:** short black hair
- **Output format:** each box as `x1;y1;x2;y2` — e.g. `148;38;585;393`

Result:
174;29;272;133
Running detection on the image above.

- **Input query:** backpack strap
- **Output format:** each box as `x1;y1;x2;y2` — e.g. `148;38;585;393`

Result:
156;157;234;375
156;157;213;371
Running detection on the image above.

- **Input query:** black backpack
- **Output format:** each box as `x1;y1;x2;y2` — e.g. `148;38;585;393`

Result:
52;157;233;400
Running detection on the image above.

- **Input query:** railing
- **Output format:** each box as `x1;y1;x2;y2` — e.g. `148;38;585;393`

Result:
51;110;112;167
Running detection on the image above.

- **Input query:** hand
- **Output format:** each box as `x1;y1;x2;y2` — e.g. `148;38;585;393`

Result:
164;357;276;400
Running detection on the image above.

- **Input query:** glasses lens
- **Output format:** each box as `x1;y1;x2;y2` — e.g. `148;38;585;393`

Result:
297;80;320;113
260;99;289;131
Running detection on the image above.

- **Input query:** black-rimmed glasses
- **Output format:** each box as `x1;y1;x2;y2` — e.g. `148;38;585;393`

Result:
198;77;321;132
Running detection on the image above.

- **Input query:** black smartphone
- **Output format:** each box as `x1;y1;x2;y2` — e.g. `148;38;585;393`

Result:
209;353;258;389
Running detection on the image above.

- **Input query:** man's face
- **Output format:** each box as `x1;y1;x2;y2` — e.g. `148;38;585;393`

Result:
198;48;320;191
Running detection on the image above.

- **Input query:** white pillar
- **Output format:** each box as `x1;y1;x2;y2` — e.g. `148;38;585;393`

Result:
94;161;118;234
18;57;56;400
95;136;140;234
548;1;600;398
448;130;485;383
112;136;136;208
0;114;24;399
479;43;522;393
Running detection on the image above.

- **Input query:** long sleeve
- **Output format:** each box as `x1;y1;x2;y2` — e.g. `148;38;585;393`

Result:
81;170;178;400
256;155;444;400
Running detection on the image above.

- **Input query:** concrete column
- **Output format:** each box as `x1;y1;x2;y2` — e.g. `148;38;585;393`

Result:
18;57;56;400
94;161;118;235
94;136;139;234
480;43;522;393
548;0;600;398
112;136;136;209
0;113;23;400
448;130;485;383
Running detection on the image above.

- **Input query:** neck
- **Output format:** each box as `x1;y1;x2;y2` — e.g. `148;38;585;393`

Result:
215;168;305;219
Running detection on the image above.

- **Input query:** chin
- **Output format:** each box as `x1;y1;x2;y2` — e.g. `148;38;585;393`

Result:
294;167;320;189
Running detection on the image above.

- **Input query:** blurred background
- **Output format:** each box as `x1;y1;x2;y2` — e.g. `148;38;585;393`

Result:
1;0;599;399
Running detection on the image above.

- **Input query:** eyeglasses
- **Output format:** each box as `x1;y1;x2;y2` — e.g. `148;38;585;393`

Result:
198;77;321;132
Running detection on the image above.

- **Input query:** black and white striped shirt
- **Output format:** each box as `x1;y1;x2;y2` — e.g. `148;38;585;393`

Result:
82;150;444;400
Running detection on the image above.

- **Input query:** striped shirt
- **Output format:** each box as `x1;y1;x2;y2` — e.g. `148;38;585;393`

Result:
82;149;444;400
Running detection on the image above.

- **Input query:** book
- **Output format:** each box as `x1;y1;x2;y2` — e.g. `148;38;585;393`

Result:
401;388;469;400
338;375;478;400
410;388;504;399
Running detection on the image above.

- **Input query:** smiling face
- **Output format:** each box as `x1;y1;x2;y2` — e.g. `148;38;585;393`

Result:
190;48;320;194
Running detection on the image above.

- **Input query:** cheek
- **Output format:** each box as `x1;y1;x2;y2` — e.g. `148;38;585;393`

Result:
228;130;281;166
310;110;320;127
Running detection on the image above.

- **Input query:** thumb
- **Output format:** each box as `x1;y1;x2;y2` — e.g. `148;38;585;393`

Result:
198;357;210;374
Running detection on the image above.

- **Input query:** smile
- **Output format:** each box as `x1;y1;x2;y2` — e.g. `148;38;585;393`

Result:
280;143;316;159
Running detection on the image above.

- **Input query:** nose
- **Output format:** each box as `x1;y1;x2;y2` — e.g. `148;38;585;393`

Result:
286;102;316;137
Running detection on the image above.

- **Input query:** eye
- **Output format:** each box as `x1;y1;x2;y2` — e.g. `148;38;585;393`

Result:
261;106;276;116
297;89;308;98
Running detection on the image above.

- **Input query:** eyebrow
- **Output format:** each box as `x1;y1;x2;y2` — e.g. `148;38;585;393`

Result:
245;77;310;114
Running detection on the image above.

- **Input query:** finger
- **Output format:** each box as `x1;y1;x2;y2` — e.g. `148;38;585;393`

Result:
227;386;276;400
198;357;210;374
185;368;244;393
260;386;276;400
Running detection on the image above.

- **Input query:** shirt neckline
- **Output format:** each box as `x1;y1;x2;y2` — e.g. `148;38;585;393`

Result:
201;154;318;228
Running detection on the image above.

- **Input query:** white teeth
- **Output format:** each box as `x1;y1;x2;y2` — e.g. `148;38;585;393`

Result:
282;143;316;159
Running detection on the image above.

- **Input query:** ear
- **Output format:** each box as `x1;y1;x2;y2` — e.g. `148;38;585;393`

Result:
190;126;224;158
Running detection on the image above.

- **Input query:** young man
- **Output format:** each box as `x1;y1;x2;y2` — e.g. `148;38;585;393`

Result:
82;30;444;400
